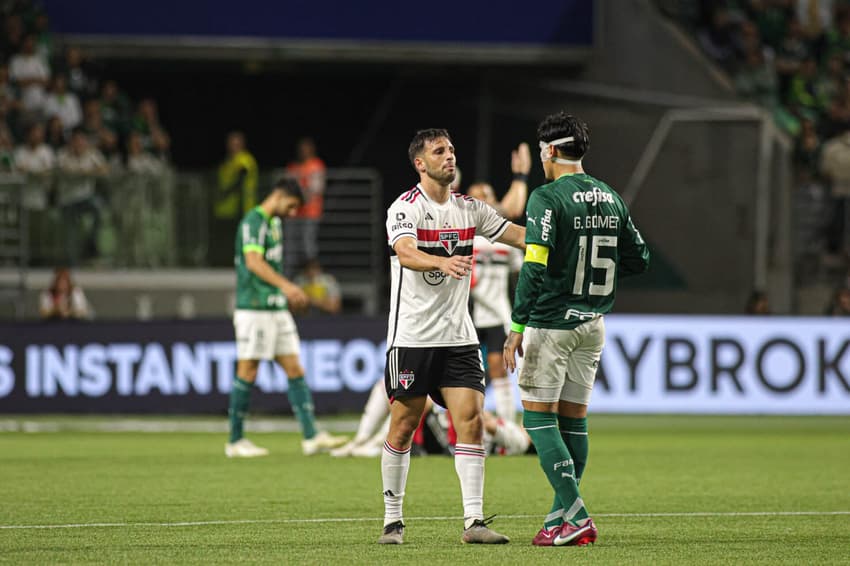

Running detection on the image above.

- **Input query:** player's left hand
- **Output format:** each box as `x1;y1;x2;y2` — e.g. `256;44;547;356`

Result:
503;331;524;372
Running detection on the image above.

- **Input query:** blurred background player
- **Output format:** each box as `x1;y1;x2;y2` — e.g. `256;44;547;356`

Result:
331;378;391;457
294;257;342;315
284;136;326;275
468;141;531;422
214;131;258;266
504;111;650;546
226;177;347;458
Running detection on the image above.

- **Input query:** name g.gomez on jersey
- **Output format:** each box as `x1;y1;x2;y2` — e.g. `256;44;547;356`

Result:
386;184;509;348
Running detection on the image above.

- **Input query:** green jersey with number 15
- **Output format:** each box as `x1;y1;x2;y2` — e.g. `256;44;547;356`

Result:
234;206;287;311
512;173;649;330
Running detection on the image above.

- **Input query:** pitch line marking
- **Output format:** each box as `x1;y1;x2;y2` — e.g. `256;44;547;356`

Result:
1;511;849;530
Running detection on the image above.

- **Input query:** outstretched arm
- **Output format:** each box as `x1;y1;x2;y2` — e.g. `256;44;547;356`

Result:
495;223;526;251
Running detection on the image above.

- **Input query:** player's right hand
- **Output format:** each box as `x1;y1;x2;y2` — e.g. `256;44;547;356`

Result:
512;142;531;175
441;255;473;280
503;331;524;373
282;283;309;311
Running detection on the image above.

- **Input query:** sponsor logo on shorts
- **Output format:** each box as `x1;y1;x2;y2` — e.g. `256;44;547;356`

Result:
399;370;415;390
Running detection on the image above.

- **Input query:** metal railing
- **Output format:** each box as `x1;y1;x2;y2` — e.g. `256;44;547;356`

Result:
0;174;28;317
0;167;384;318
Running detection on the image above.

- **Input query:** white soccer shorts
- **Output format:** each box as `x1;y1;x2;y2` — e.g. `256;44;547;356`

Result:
233;309;301;360
518;317;605;405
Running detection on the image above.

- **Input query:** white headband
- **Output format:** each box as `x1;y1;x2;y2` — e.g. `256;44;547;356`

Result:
539;137;582;165
541;136;574;146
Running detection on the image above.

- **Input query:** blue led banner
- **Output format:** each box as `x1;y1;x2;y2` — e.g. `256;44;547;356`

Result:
1;315;848;415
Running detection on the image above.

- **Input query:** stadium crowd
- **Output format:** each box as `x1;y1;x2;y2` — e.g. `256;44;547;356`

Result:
0;0;172;267
670;0;850;313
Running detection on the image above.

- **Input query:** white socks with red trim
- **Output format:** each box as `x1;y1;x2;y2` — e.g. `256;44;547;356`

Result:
454;443;486;529
381;441;410;526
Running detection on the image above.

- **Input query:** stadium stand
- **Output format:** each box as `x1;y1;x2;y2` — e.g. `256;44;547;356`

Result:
659;0;850;311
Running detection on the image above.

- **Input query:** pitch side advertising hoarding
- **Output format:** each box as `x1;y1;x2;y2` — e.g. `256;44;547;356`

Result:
0;316;847;414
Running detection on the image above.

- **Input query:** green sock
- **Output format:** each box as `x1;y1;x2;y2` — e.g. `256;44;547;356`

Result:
228;377;254;444
524;410;589;528
560;416;588;482
287;376;317;440
544;416;589;529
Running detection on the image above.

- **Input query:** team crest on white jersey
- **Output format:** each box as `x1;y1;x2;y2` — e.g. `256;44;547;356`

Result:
399;370;415;389
439;231;460;255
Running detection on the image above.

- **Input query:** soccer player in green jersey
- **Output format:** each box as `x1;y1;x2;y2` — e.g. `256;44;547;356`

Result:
503;112;650;546
227;177;347;458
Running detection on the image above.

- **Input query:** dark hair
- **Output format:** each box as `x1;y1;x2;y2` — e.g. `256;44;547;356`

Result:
270;177;304;204
49;267;72;295
408;128;451;168
537;111;590;160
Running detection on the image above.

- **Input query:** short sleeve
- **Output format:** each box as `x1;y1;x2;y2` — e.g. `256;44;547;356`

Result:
386;200;419;247
474;200;509;242
324;275;341;299
241;215;266;254
525;191;555;248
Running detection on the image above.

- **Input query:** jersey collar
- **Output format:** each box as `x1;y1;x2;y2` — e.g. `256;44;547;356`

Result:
557;171;584;179
254;205;271;222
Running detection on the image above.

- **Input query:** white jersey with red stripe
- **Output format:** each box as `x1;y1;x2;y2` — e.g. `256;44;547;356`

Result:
386;184;509;348
470;236;523;330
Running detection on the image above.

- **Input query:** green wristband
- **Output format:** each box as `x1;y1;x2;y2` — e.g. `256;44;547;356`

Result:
510;321;526;333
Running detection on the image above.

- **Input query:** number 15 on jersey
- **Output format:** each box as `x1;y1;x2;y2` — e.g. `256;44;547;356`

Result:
572;235;617;297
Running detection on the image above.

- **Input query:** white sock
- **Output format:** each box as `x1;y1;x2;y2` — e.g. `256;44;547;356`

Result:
382;440;410;526
454;443;486;529
356;380;390;443
492;418;530;455
492;378;516;422
367;416;391;447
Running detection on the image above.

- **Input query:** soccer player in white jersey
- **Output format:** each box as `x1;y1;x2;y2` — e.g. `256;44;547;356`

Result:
378;129;526;545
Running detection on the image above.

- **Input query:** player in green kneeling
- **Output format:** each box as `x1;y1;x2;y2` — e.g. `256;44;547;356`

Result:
226;177;347;458
503;111;650;546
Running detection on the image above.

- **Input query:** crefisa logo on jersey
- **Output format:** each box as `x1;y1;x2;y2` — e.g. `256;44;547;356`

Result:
399;370;415;390
572;186;614;206
439;231;460;255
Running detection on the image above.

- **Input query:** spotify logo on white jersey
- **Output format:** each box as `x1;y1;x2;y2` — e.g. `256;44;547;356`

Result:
423;270;447;286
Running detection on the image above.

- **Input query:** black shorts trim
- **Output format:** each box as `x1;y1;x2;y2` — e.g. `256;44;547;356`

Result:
385;345;485;408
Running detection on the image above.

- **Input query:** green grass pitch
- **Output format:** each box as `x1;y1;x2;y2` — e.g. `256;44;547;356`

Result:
1;415;849;565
